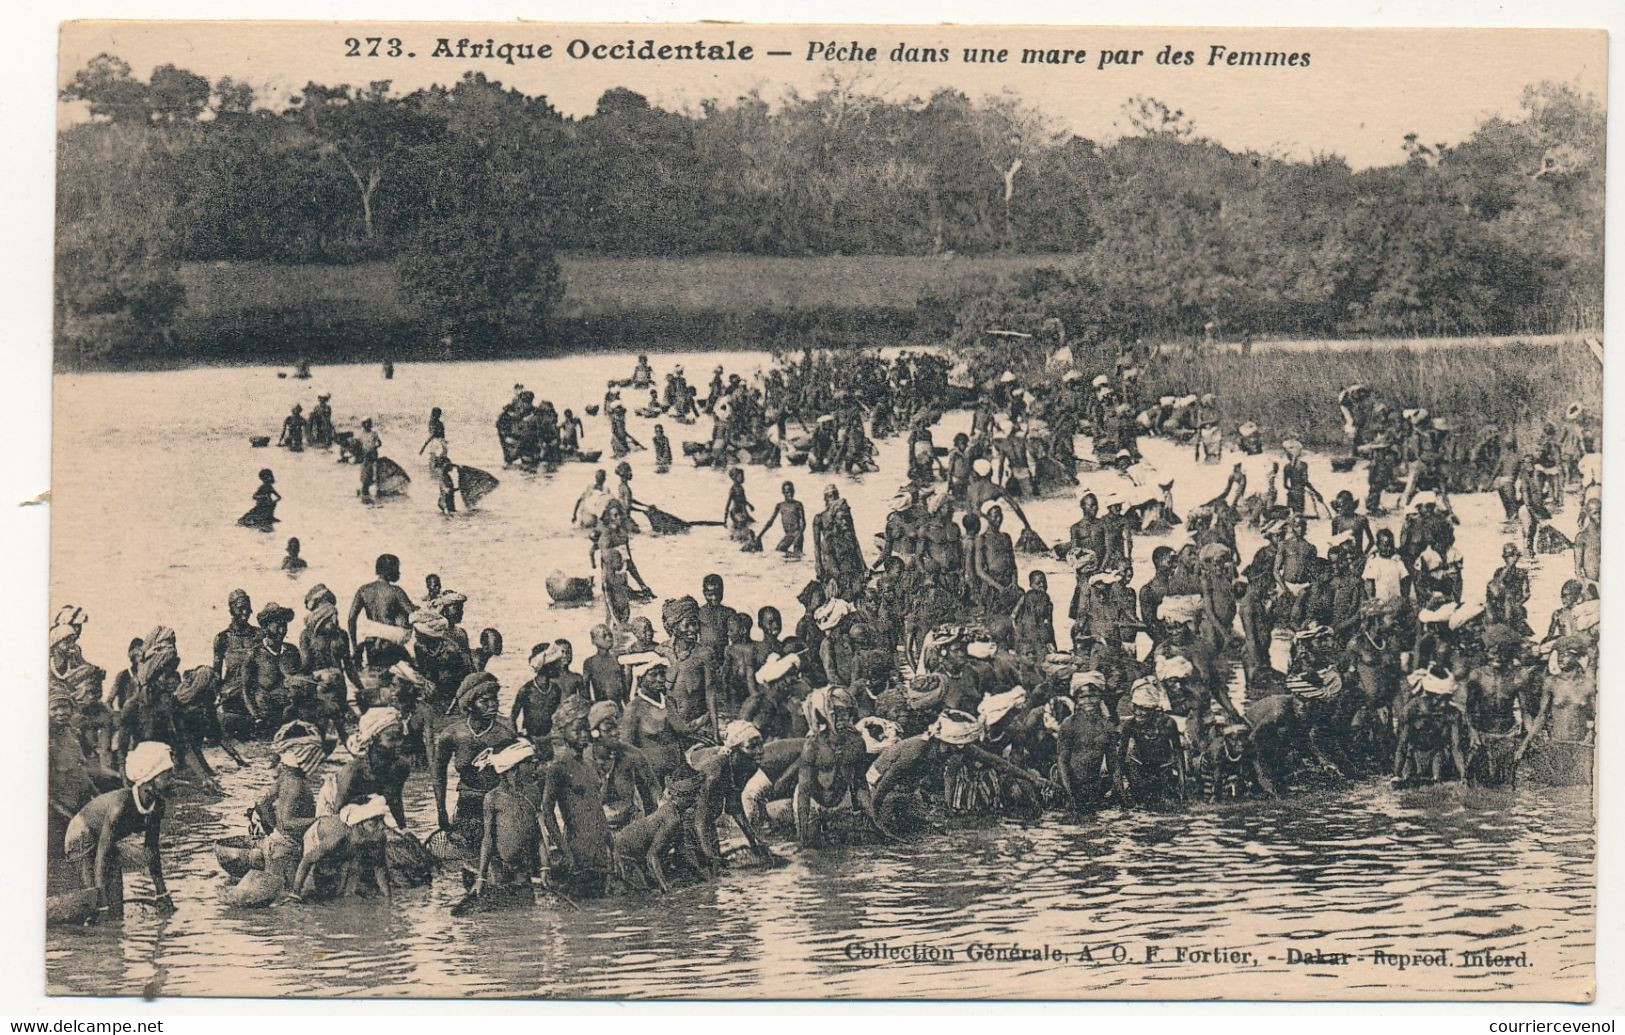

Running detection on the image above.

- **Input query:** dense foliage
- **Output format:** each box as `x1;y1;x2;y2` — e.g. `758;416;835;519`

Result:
56;55;1604;363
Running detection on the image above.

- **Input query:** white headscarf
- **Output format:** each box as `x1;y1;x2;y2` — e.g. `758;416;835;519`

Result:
53;604;89;631
346;707;401;755
1154;654;1195;682
856;716;900;755
1159;595;1204;625
722;720;761;750
529;642;566;672
124;741;174;787
476;741;537;774
1129;677;1169;711
338;795;396;827
1420;671;1457;697
1448;602;1485;631
1070;670;1106;695
814;598;853;631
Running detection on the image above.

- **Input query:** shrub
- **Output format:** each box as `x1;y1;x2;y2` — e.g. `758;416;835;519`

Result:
394;210;565;352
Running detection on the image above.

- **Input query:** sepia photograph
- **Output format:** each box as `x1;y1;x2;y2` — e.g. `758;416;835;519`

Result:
41;20;1605;1002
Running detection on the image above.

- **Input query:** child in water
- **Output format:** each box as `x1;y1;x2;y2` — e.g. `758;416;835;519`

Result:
281;537;307;574
1011;570;1056;655
582;624;623;702
419;408;447;477
559;409;582;456
472;628;503;671
652;425;672;473
758;481;805;557
602;551;631;626
238;469;280;531
434;457;457;515
724;467;757;550
1195;419;1223;464
721;612;757;714
1237;421;1263;456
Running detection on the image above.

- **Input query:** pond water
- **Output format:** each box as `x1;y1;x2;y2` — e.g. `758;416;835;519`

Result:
47;351;1594;1000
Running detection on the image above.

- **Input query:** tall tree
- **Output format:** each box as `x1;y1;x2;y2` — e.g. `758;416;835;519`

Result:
59;54;151;124
287;80;438;241
147;64;211;123
55;123;186;363
974;92;1057;251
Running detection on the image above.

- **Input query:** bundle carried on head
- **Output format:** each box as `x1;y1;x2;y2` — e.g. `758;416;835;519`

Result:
927;709;984;746
976;687;1028;728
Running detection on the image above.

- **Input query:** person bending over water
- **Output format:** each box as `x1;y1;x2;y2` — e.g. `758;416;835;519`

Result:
63;741;176;921
289;795;393;903
688;721;781;872
868;712;1042;837
323;708;409;828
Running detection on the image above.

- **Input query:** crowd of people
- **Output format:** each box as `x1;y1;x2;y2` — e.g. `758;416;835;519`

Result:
47;344;1600;923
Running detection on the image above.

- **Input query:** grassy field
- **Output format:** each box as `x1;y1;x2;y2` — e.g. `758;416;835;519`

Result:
174;255;1595;350
1144;340;1601;449
177;253;1080;325
166;253;1086;363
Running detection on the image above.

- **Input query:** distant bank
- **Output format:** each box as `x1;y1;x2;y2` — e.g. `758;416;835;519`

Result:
140;254;1055;369
60;254;1598;371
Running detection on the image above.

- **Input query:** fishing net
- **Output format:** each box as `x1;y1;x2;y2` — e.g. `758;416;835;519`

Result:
374;457;411;496
645;506;692;535
423;828;470;864
385;829;437;886
457;465;500;507
1016;526;1049;554
1535;524;1574;554
1516;740;1594;787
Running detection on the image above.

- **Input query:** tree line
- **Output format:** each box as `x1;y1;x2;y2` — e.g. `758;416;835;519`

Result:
55;54;1604;363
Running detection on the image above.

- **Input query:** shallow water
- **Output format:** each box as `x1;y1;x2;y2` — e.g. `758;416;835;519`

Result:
47;352;1595;1000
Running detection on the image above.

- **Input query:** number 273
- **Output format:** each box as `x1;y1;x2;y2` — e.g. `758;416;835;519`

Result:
345;37;403;57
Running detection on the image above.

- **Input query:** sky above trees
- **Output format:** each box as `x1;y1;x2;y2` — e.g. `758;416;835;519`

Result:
58;22;1604;170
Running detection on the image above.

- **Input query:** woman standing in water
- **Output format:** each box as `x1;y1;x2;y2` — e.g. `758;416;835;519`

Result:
308;394;334;448
239;469;280;531
419;407;447;461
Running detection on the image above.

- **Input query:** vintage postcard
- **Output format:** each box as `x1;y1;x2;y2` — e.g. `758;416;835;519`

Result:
45;21;1603;1001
